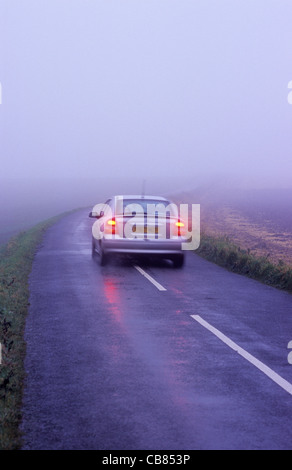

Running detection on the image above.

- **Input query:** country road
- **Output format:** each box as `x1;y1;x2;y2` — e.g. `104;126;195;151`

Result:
21;209;292;450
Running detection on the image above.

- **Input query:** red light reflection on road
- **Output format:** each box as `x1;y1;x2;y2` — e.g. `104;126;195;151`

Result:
103;278;123;324
103;277;127;363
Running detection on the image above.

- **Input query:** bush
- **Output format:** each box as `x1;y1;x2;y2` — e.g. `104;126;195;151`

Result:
197;233;292;293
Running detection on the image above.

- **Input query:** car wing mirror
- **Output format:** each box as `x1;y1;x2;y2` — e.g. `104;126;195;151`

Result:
89;210;104;219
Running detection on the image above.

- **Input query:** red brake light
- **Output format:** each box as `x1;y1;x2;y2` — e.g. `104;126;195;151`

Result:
175;220;185;236
105;218;116;234
175;221;185;228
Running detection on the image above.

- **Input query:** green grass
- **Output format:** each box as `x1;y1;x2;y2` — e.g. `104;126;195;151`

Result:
197;232;292;292
0;211;75;450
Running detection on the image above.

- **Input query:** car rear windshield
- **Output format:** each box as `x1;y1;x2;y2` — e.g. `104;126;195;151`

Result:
118;199;176;216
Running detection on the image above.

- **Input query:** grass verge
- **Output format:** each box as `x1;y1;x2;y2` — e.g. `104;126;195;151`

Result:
197;232;292;292
0;211;76;450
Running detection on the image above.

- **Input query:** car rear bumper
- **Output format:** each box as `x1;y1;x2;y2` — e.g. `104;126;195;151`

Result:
101;237;184;255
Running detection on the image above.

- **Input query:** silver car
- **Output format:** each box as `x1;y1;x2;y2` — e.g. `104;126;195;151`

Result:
89;195;186;267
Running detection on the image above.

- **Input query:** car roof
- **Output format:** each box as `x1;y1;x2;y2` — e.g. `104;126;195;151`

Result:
113;195;170;201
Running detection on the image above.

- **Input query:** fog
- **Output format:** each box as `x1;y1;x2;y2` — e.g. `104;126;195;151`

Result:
1;1;292;242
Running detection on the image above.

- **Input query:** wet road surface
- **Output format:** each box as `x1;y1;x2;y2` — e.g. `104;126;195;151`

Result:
21;210;292;449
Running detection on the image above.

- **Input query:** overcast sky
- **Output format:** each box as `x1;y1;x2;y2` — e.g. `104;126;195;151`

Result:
1;0;292;195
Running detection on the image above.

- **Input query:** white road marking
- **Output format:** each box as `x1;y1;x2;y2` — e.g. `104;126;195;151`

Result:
191;314;292;396
134;265;167;291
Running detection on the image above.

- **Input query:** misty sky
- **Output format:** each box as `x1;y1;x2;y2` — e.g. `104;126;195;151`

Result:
1;0;292;193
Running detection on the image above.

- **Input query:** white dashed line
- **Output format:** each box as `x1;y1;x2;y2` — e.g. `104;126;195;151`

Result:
134;265;167;291
191;314;292;396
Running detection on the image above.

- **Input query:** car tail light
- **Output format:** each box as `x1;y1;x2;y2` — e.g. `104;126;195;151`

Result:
175;220;185;237
105;218;116;234
107;219;116;226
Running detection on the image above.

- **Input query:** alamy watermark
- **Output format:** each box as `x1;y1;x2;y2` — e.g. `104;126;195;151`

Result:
288;81;292;104
288;341;292;365
91;199;200;251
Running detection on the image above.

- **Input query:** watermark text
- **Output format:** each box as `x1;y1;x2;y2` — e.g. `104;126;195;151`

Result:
288;81;292;104
288;341;292;364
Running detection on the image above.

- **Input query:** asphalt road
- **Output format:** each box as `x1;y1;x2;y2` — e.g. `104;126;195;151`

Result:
21;209;292;450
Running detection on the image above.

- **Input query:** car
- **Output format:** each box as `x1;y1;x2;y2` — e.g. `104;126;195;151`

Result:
89;195;186;268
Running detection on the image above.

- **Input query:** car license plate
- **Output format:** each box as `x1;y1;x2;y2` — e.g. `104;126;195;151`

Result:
133;225;159;234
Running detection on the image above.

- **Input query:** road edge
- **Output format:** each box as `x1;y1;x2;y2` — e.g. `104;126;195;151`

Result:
0;208;83;450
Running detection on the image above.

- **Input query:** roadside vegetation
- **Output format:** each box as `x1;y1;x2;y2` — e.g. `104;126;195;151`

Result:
197;232;292;292
0;212;75;450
